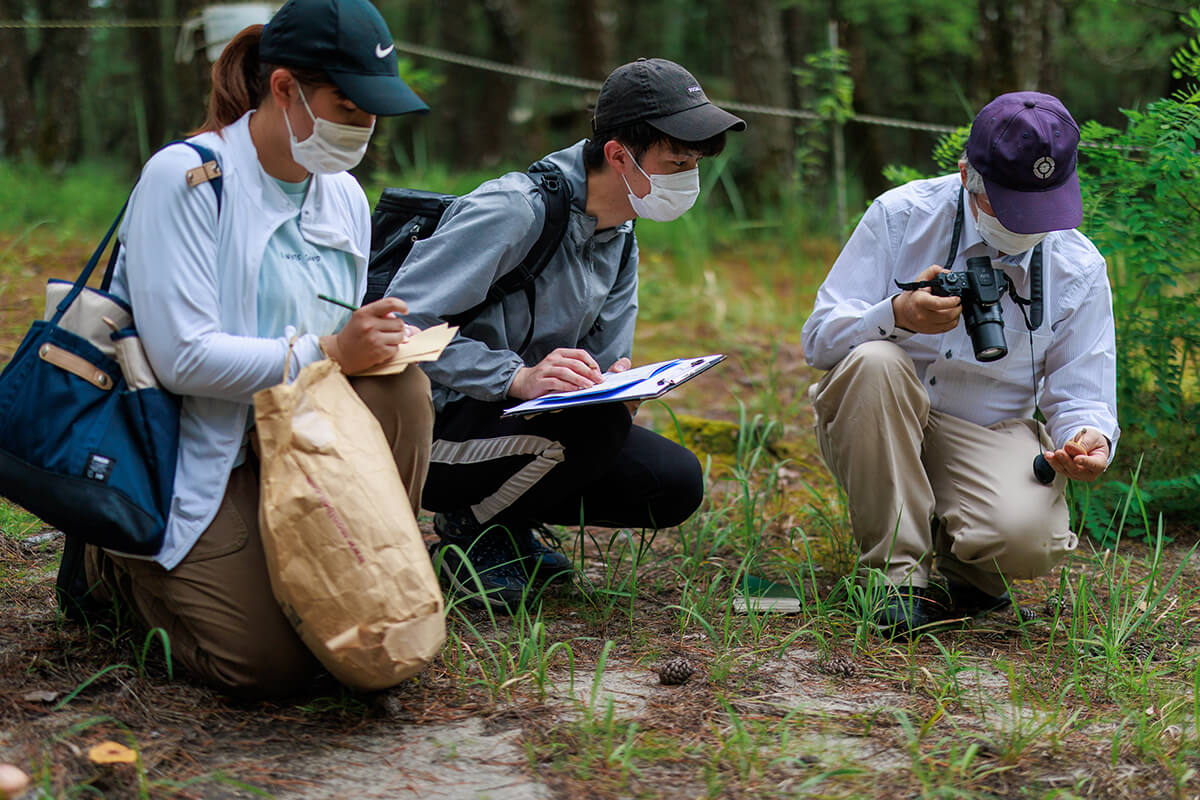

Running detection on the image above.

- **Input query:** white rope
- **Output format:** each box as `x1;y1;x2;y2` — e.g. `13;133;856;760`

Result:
0;19;179;28
0;20;1143;146
394;41;603;92
393;41;963;134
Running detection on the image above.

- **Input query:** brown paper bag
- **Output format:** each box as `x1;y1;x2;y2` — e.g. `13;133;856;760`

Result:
253;356;445;690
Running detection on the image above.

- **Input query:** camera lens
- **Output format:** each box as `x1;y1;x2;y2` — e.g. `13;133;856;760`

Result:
964;313;1007;361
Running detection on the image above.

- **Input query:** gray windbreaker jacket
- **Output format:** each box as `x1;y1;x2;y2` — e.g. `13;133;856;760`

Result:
384;140;639;411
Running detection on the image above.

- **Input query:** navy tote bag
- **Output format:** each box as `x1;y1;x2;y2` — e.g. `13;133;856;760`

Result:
0;142;220;555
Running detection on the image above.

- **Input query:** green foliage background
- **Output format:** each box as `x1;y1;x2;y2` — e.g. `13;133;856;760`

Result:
1;3;1198;545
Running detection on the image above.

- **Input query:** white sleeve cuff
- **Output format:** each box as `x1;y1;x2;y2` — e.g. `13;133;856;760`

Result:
861;296;913;343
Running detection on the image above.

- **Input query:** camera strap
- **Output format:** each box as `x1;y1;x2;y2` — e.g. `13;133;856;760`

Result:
947;187;1054;485
945;186;965;269
1003;261;1042;333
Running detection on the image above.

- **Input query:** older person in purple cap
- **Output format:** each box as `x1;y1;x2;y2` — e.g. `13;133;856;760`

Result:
76;0;434;696
386;58;746;612
802;92;1118;638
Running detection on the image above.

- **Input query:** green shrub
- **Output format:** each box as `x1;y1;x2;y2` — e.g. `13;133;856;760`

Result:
1072;10;1200;542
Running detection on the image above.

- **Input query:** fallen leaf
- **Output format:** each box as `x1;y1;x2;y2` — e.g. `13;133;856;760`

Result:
88;741;137;765
22;690;58;703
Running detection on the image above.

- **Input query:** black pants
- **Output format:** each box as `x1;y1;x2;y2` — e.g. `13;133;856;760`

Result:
422;397;703;530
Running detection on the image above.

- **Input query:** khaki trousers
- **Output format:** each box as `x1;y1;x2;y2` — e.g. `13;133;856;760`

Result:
811;341;1076;596
86;368;433;697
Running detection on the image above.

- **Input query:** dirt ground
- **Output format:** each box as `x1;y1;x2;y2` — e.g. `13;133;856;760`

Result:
4;515;1200;799
3;235;1200;798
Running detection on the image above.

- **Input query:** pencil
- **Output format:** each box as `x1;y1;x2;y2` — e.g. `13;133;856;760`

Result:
318;294;359;312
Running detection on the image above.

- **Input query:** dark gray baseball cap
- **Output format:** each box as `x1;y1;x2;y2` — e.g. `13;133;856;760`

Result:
259;0;429;117
592;58;746;141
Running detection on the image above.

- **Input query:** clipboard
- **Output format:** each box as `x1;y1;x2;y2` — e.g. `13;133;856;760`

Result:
502;354;725;417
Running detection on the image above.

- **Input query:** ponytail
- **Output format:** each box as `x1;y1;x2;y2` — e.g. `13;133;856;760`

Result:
192;25;265;135
190;24;336;136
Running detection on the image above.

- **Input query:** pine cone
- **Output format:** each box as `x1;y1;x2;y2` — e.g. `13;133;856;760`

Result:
1043;596;1067;618
1017;606;1038;623
658;657;695;686
816;655;857;677
1124;638;1155;662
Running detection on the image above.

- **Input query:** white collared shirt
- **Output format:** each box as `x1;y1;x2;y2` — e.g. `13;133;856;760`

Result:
802;173;1119;455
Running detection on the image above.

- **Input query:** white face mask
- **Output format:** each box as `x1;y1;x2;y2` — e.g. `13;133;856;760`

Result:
974;203;1048;254
283;85;375;175
621;148;700;222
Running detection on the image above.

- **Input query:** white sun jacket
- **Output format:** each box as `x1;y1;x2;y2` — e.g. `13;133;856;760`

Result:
108;111;371;569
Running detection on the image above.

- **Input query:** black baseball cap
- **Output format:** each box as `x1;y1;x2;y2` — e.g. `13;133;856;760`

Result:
592;58;746;141
259;0;429;117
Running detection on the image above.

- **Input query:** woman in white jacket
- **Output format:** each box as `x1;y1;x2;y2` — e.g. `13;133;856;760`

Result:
84;0;433;697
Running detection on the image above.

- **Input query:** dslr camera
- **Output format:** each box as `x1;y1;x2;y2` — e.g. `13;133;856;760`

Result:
897;256;1009;362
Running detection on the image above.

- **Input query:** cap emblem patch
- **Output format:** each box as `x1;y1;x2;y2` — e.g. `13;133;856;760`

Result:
1033;156;1056;180
375;43;395;58
687;85;702;94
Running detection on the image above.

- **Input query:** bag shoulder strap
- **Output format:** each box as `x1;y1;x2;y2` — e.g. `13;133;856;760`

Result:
443;161;572;353
618;220;636;280
179;141;223;214
489;161;572;298
94;140;222;292
73;140;224;299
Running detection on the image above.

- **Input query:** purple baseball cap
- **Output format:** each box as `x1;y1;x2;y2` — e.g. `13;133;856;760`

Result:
966;91;1082;234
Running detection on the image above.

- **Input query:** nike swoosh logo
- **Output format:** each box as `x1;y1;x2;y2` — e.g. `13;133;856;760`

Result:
375;43;395;58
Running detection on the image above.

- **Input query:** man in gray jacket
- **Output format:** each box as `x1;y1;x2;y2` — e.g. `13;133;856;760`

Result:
386;58;745;610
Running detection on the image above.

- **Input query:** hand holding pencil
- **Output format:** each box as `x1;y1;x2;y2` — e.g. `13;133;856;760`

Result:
318;294;417;374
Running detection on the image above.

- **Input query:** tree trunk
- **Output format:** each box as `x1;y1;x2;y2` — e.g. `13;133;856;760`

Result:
0;0;37;157
843;20;888;198
727;0;793;207
570;0;613;80
33;0;90;169
125;0;167;154
977;0;1018;100
1031;0;1061;92
432;0;522;168
477;0;521;165
172;0;212;137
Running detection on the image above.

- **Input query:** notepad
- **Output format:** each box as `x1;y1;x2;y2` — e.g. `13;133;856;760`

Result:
350;323;457;376
501;353;725;417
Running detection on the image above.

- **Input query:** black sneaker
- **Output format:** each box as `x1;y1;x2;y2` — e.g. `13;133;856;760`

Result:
432;511;529;612
944;580;1011;618
512;522;573;586
875;586;947;640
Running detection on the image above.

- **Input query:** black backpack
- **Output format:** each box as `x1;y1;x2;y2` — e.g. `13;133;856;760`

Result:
365;160;634;353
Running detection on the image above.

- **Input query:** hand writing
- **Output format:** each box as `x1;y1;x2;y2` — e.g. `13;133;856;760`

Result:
320;297;411;374
509;348;603;400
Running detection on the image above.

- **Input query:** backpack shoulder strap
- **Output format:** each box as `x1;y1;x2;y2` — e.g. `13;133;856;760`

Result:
618;220;636;279
443;162;573;352
489;161;571;298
